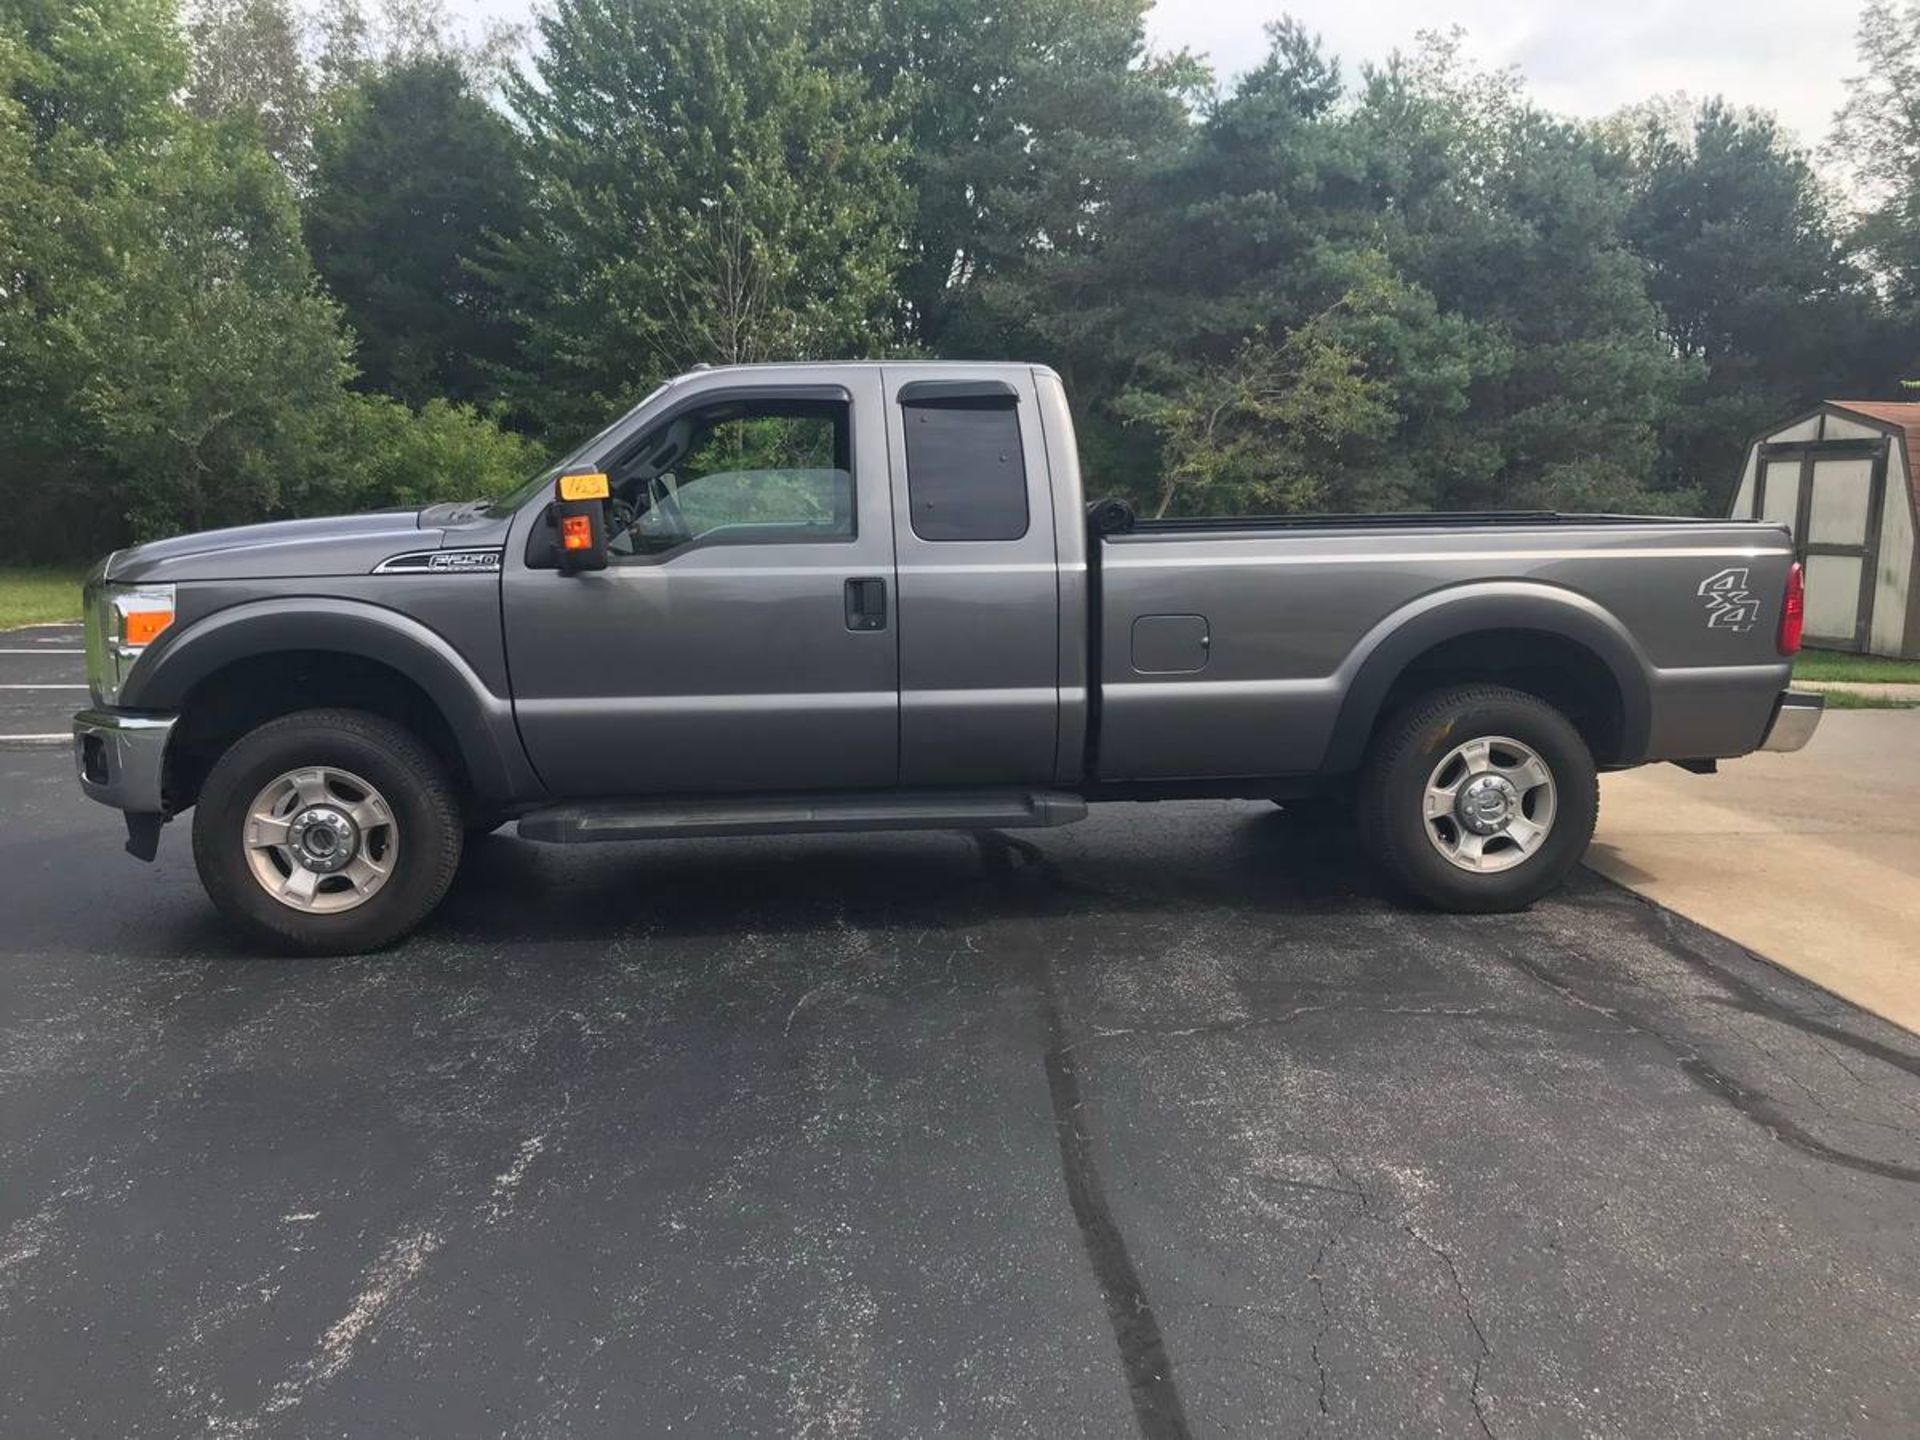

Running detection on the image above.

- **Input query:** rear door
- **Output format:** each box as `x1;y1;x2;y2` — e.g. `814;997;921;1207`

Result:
502;371;899;797
884;367;1060;785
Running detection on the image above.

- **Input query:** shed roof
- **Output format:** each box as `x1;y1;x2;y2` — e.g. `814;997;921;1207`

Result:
1828;400;1920;512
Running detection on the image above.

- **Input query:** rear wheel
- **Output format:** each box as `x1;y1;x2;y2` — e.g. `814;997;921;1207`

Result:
1357;684;1597;913
192;708;463;954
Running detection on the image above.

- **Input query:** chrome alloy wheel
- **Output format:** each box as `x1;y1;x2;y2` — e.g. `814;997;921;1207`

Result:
1422;735;1557;874
242;766;397;913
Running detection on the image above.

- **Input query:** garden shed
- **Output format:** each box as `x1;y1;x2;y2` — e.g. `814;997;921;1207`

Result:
1730;401;1920;657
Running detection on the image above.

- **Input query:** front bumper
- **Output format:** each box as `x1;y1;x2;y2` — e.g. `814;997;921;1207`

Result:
1760;690;1824;753
73;708;176;813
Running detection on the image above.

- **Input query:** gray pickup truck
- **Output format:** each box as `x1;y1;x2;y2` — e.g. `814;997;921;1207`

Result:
73;361;1822;953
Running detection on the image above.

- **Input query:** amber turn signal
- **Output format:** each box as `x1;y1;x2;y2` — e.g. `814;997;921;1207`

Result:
123;609;174;646
561;514;595;550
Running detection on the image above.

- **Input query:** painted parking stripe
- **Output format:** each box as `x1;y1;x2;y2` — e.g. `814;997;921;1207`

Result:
0;684;87;690
0;648;82;654
0;734;70;744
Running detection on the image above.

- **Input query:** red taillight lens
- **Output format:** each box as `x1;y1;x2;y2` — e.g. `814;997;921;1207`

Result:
1778;561;1805;655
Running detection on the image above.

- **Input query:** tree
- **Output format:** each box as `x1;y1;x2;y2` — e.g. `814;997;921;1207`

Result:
1832;0;1920;385
1;0;199;554
305;55;532;409
814;0;1201;348
490;0;908;438
0;0;542;560
75;118;356;537
183;0;313;171
1347;32;1698;512
309;0;523;92
1628;99;1893;507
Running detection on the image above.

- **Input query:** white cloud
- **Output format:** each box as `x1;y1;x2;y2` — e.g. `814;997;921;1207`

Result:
1145;0;1867;151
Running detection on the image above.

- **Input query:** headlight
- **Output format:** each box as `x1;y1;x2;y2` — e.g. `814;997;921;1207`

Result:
85;576;175;706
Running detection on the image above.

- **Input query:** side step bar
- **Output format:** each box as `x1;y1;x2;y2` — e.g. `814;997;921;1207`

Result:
516;789;1089;845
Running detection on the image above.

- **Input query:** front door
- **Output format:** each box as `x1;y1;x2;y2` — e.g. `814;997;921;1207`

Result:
503;375;898;797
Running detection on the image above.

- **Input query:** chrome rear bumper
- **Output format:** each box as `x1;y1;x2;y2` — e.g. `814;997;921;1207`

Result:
1760;690;1824;753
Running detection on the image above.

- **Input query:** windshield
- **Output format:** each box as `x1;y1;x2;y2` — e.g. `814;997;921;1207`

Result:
482;383;673;518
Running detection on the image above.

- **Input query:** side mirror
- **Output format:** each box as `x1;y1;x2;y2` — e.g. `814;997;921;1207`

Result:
553;471;611;573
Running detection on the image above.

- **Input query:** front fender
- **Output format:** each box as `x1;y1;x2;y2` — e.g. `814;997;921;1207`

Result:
1322;581;1654;772
120;597;540;802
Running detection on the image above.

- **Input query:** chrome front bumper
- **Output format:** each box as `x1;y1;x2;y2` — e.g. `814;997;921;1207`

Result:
1760;690;1824;753
73;708;176;813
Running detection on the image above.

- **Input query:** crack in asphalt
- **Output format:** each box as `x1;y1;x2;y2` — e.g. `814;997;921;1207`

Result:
970;829;1194;1440
1621;892;1920;1083
1484;922;1920;1187
1035;951;1194;1440
1402;1219;1496;1439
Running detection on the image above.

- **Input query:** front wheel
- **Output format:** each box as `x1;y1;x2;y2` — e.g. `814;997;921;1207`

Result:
192;708;464;954
1357;684;1598;914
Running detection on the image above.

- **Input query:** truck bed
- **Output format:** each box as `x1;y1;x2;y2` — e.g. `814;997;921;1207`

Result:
1090;510;1796;783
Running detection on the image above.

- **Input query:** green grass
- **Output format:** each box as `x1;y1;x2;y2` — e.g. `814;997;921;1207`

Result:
1793;647;1920;684
0;567;85;630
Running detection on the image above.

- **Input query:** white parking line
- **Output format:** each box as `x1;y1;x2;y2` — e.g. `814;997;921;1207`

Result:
0;734;69;744
0;684;86;690
0;648;82;654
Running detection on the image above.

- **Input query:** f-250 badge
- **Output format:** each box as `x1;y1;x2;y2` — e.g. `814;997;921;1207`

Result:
1697;568;1761;631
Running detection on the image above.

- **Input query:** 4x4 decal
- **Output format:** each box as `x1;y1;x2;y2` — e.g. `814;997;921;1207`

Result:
1697;567;1761;631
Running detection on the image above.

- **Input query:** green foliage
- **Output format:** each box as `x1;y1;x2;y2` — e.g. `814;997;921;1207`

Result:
306;56;532;408
5;0;1920;559
322;394;548;511
184;0;313;169
0;0;542;560
1834;0;1920;317
1629;99;1893;509
78;118;355;538
490;0;909;438
815;0;1202;347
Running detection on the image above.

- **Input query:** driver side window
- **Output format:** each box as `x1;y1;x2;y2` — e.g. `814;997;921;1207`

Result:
610;397;854;558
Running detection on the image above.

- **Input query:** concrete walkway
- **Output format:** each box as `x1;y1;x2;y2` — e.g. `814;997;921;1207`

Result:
1796;679;1920;703
1588;708;1920;1031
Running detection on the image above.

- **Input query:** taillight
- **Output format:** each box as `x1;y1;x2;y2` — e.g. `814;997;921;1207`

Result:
1778;561;1805;655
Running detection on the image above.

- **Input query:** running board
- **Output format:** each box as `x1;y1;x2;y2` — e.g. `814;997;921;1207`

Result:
515;789;1088;844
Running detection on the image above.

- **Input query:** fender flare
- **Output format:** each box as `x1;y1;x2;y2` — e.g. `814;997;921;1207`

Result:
121;597;536;801
1321;582;1653;772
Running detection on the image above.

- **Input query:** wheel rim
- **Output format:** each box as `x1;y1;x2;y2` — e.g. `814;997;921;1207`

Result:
242;766;398;914
1422;735;1557;874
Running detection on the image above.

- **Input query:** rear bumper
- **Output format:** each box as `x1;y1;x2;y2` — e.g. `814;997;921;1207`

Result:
72;708;176;813
1760;690;1824;753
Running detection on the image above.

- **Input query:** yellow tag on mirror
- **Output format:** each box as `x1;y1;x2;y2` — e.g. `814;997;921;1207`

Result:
556;471;611;502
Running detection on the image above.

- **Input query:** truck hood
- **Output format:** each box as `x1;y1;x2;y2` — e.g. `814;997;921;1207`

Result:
103;505;510;584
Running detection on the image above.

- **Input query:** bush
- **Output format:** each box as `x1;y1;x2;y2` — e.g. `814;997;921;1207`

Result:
321;394;550;514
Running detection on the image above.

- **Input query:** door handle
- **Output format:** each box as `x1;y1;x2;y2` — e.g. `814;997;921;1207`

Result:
844;577;888;632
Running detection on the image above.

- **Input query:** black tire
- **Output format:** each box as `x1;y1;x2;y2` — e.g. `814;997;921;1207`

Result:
1357;684;1597;914
192;708;463;955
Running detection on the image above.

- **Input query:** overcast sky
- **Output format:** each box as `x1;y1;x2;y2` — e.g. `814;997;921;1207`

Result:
460;0;1868;152
1145;1;1866;149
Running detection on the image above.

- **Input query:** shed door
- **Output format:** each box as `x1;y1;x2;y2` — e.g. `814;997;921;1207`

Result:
1758;437;1888;651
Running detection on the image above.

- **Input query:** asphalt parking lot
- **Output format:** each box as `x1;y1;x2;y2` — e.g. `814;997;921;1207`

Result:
3;626;1919;1438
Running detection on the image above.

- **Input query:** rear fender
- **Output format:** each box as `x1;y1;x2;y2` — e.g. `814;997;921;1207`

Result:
1323;583;1653;772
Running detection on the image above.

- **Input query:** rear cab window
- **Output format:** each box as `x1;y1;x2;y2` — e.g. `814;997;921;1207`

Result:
900;388;1029;542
